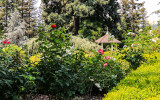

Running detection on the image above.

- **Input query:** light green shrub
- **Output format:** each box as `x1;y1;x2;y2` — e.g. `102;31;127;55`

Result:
103;54;160;100
70;36;101;51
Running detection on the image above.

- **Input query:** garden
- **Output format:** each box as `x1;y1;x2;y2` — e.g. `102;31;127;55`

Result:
0;0;160;100
1;23;160;100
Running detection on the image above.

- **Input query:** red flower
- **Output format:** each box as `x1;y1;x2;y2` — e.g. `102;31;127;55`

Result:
78;57;80;59
98;49;104;55
3;39;9;44
58;34;62;38
103;63;108;67
51;24;56;28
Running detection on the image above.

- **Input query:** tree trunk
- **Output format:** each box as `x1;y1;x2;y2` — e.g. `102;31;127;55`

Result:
73;16;79;35
5;0;8;27
22;0;24;19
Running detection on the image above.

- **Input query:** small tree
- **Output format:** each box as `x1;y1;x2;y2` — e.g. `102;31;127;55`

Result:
4;9;28;46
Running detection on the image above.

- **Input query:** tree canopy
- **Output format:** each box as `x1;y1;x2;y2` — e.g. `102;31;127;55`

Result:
42;0;122;40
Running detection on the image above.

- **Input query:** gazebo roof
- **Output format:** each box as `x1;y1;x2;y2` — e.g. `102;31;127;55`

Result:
95;34;122;44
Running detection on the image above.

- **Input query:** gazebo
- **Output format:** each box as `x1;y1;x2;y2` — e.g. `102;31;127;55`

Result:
95;33;121;51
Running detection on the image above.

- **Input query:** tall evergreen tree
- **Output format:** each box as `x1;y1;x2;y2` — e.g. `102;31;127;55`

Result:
0;0;37;34
0;0;5;30
119;0;147;33
17;0;37;36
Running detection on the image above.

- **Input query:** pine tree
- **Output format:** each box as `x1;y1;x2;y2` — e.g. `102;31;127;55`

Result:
0;0;18;29
0;0;9;28
17;0;37;36
0;0;6;30
0;0;37;38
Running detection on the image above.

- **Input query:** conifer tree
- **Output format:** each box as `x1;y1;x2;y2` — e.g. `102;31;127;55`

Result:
17;0;37;36
4;10;28;46
0;0;18;29
0;0;6;30
119;0;147;33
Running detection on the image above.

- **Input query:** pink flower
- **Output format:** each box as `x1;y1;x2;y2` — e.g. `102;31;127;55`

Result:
3;39;9;44
98;49;104;55
135;43;138;45
103;63;108;67
51;24;56;28
104;56;111;60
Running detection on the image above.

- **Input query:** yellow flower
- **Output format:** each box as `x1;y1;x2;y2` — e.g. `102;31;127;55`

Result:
29;54;41;66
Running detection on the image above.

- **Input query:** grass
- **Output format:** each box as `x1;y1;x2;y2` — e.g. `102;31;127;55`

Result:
102;53;160;100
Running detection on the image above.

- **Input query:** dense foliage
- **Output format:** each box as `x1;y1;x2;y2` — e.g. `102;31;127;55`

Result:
42;0;122;40
35;25;124;99
0;44;37;100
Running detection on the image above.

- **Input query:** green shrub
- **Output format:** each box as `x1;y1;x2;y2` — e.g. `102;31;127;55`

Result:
121;47;145;70
0;44;37;100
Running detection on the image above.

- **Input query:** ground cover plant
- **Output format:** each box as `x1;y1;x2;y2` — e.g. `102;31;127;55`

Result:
103;53;160;100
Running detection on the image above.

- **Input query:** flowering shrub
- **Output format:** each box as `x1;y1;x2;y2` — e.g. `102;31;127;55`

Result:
104;56;111;60
51;24;56;28
98;49;104;55
35;24;124;99
3;39;10;44
0;44;37;99
3;44;26;58
29;54;41;66
121;47;145;70
103;63;108;67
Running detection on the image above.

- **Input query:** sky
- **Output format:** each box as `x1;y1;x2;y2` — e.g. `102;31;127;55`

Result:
137;0;160;24
35;0;159;24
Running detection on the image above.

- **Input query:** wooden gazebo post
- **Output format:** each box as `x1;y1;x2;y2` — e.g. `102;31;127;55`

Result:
101;43;103;49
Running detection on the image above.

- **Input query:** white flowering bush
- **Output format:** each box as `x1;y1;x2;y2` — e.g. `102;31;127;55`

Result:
4;10;28;46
